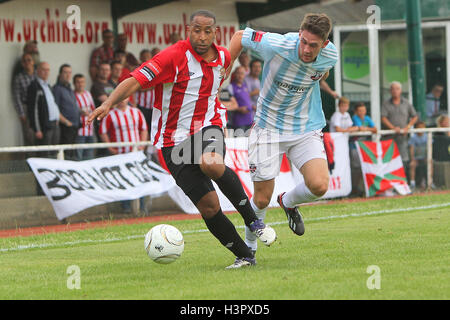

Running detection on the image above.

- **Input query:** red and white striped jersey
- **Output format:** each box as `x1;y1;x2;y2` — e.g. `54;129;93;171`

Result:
131;39;229;148
75;90;96;136
99;105;148;154
134;88;155;109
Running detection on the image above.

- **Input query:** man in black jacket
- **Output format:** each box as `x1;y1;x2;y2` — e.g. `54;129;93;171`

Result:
53;64;80;159
27;62;69;158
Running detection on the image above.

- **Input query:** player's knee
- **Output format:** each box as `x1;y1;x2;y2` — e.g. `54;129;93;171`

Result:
253;196;270;210
197;194;220;219
200;162;225;180
308;178;329;197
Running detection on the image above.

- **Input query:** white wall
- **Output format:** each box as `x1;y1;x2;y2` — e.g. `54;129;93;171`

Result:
0;0;112;146
118;0;239;59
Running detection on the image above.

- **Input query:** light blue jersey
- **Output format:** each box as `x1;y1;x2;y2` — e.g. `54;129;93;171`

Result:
241;27;338;135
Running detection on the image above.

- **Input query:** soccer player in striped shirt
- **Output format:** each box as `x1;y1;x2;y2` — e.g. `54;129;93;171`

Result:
228;13;338;253
88;10;276;269
73;74;96;160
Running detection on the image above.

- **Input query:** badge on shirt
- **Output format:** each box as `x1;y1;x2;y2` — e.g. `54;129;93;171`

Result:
140;62;161;82
251;31;266;42
310;71;323;81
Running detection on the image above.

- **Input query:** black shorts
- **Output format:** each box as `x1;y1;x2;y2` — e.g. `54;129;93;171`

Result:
161;126;226;205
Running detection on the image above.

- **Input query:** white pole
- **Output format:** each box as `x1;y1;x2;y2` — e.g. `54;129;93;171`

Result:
368;26;381;131
446;24;450;120
426;131;433;189
333;26;342;112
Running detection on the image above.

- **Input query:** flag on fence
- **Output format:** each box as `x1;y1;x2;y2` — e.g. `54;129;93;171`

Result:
356;139;411;197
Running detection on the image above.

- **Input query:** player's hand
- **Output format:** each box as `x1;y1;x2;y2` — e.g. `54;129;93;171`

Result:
88;104;111;125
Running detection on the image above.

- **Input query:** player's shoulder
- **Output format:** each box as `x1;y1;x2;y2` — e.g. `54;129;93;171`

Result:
320;41;338;61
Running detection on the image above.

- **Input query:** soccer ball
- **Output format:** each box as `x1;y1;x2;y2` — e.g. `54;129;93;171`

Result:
144;224;184;264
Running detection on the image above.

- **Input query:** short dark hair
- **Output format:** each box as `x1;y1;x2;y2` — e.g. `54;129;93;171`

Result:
110;60;123;68
73;73;84;83
250;59;262;69
140;49;151;56
300;13;332;41
354;102;366;110
190;10;216;24
102;29;113;36
415;120;426;127
58;63;71;75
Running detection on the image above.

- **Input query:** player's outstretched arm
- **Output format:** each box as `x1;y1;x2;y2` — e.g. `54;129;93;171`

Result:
226;30;245;78
87;77;141;124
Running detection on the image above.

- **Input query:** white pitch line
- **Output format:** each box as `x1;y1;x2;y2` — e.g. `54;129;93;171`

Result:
1;202;449;253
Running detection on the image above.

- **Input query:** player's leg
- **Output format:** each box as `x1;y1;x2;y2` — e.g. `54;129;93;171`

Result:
197;126;276;246
278;130;329;235
243;125;283;251
245;179;274;253
161;146;255;268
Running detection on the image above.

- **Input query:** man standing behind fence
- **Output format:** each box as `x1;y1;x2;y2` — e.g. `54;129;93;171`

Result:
74;74;96;160
99;96;149;213
27;62;61;158
53;64;80;159
381;81;418;174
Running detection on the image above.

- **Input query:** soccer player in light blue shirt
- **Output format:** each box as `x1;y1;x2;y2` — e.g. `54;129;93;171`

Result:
228;14;338;258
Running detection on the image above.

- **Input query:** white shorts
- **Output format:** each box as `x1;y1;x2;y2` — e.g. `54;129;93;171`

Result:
248;125;327;182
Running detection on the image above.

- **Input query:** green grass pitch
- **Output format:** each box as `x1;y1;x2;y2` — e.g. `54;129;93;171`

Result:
0;193;449;300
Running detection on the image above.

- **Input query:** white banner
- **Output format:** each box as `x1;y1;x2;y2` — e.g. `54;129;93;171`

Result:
27;134;352;219
27;152;176;220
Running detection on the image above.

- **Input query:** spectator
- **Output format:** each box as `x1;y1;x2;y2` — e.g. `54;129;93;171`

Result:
73;74;96;160
329;97;359;133
425;84;444;127
12;53;36;146
116;33;139;69
91;62;114;107
169;32;181;44
99;96;149;214
352;102;377;134
244;59;262;109
408;121;431;190
53;64;80;159
12;40;40;78
135;51;155;131
238;51;250;75
89;29;114;80
91;62;114;156
436;114;450;137
218;85;238;135
26;62;61;158
139;49;152;65
229;66;254;135
381;81;418;169
109;60;123;88
151;47;161;57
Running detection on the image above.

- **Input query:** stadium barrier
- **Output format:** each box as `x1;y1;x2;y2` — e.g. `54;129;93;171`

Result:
0;128;448;229
0;127;448;188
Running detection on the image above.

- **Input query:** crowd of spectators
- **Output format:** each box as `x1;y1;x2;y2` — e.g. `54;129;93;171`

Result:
11;29;165;163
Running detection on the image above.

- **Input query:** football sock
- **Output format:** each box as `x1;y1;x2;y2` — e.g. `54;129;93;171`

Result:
283;183;318;208
245;197;267;251
213;166;258;227
203;209;254;259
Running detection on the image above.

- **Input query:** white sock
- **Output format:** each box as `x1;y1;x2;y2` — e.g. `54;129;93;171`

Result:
282;183;318;208
245;197;267;252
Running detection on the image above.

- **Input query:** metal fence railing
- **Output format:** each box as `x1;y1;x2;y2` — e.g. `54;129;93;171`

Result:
0;127;448;189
